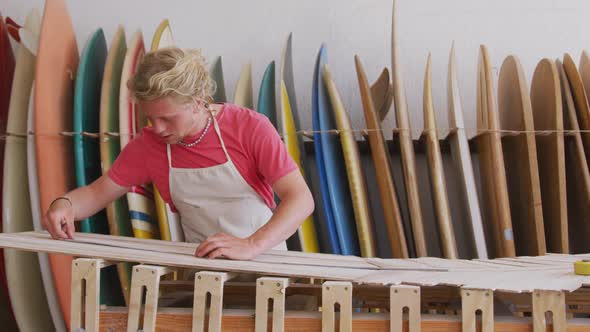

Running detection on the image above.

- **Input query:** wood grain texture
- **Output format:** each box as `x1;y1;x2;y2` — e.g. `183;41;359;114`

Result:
391;0;427;257
497;55;546;256
422;54;457;259
530;58;568;254
556;59;590;254
475;45;515;258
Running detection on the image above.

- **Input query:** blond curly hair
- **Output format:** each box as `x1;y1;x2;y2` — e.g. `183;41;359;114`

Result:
128;47;216;104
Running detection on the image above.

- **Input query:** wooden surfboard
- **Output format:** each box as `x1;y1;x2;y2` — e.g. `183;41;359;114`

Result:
119;30;159;240
150;19;184;243
99;25;134;303
210;56;227;103
557;59;590;253
34;0;79;323
234;62;253;109
422;54;458;259
530;58;568;254
3;9;54;331
498;54;545;256
325;62;377;257
74;28;124;305
391;0;427;257
576;51;590;171
475;45;515;258
447;44;487;259
352;57;406;258
314;45;360;256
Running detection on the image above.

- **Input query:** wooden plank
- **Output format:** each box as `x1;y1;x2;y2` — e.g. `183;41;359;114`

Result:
127;265;174;332
447;43;488;259
391;0;427;257
0;233;375;282
532;290;567;332
461;289;493;332
390;285;420;332
498;54;546;256
255;277;289;332
192;271;234;332
322;281;352;332
530;58;568;254
98;308;590;332
423;53;458;259
475;45;515;258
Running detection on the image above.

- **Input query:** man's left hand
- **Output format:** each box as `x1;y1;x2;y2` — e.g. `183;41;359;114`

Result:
194;233;262;260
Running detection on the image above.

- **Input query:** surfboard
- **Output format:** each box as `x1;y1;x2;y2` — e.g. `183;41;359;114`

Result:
325;62;377;258
281;33;323;252
279;82;320;253
74;28;125;307
119;30;159;241
34;0;79;323
314;45;360;256
391;0;427;257
352;57;406;258
0;12;17;332
3;9;53;331
498;55;546;256
234;62;254;109
558;58;590;253
210;56;227;103
312;45;341;255
257;61;277;127
371;68;394;121
530;58;568;254
422;54;458;259
99;25;134;304
150;19;184;243
475;45;515;258
447;44;487;259
576;51;590;171
27;83;67;332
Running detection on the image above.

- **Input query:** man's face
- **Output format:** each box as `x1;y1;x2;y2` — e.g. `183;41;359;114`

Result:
139;97;195;144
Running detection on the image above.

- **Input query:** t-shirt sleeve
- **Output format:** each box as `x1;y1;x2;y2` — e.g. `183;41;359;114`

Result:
248;115;298;185
108;135;151;187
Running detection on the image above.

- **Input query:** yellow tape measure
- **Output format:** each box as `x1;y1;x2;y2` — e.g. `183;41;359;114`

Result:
574;260;590;276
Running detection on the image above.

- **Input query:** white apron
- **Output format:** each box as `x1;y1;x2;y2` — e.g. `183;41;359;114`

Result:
167;111;287;251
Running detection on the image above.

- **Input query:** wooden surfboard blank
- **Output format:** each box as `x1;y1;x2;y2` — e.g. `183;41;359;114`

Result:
475;45;515;258
530;59;568;254
447;44;487;259
497;55;546;256
422;54;457;259
391;0;426;257
563;53;590;170
325;63;378;258
556;59;590;254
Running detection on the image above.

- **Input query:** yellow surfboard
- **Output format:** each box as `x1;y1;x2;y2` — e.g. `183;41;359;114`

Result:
150;19;184;242
280;81;319;252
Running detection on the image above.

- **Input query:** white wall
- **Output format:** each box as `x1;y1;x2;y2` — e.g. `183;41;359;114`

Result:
4;0;590;139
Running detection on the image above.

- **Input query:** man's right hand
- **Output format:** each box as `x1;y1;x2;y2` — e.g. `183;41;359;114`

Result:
42;198;75;240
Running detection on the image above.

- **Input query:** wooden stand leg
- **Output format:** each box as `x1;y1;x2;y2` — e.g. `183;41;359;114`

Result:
192;271;235;332
126;265;174;332
71;258;110;332
255;277;289;332
461;288;493;332
322;281;352;332
390;285;420;332
533;290;566;332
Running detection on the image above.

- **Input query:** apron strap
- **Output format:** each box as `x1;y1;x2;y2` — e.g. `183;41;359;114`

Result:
210;111;232;162
166;144;173;168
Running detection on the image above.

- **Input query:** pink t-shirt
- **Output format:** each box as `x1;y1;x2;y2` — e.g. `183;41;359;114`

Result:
108;103;298;211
